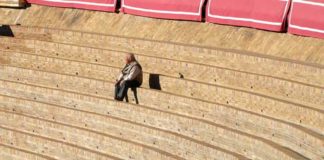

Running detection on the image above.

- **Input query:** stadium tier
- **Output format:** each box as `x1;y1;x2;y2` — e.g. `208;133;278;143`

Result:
0;2;323;160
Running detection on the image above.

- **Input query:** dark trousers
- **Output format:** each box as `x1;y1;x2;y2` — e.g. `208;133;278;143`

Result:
115;80;141;101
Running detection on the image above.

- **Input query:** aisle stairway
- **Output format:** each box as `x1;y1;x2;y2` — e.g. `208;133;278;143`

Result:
0;26;323;160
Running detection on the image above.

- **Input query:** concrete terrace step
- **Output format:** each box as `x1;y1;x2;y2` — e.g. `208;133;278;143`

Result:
0;93;252;159
0;87;257;159
6;26;324;86
0;144;53;160
0;127;119;160
0;38;323;111
1;51;323;134
0;110;184;160
0;68;322;159
0;81;309;160
0;6;323;160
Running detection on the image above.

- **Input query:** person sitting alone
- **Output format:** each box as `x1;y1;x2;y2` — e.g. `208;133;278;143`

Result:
114;53;143;101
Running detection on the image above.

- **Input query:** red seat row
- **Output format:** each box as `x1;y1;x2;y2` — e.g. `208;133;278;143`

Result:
27;0;117;12
25;0;324;39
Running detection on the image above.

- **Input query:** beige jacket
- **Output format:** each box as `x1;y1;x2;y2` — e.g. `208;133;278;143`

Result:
117;61;143;84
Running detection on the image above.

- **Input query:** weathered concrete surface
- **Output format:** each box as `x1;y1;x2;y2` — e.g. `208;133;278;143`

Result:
0;4;323;160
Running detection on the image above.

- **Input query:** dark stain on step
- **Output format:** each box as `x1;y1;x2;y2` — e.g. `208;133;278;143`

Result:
67;12;82;27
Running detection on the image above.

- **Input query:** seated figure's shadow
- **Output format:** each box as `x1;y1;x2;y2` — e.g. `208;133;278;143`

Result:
0;25;14;37
149;74;161;90
125;74;161;105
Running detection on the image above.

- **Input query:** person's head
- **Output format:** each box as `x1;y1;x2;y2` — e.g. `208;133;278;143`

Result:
125;53;136;64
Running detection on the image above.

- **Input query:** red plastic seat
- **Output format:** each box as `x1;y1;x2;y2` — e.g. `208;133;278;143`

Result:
288;0;324;39
121;0;205;21
26;0;117;12
206;0;291;31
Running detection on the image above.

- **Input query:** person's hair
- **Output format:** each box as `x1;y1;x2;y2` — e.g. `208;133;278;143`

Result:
127;53;136;62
